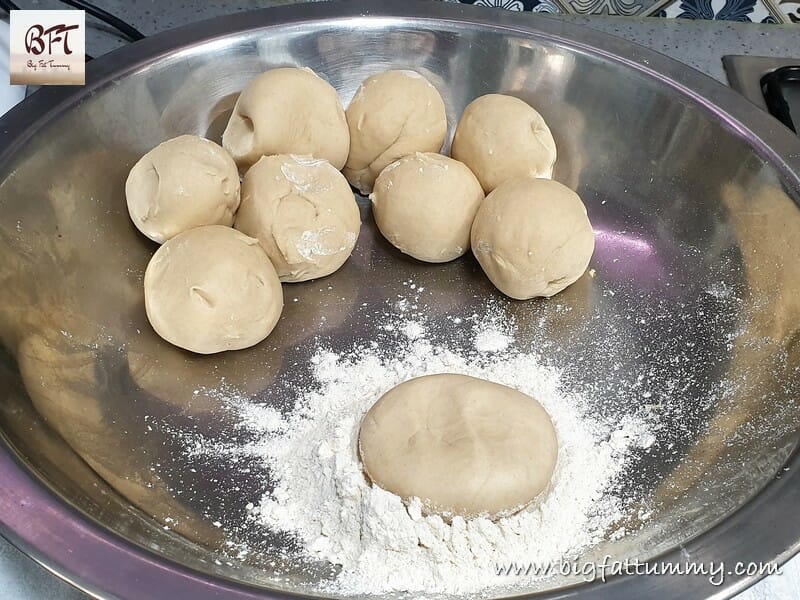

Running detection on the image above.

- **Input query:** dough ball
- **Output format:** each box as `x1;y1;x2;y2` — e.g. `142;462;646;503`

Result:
222;67;349;170
471;177;595;299
452;94;557;193
125;135;240;243
344;70;447;194
234;154;361;282
371;153;483;263
359;374;558;519
144;225;283;354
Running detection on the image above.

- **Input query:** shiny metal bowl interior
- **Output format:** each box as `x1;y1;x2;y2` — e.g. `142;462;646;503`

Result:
0;2;799;599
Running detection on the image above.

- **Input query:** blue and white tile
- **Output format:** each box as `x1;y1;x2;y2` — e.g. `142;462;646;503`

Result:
444;0;797;19
663;0;779;23
774;0;800;21
566;0;650;15
448;0;565;13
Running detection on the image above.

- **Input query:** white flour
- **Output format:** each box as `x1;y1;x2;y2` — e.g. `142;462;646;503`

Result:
295;229;356;261
280;156;334;194
159;278;662;596
145;229;765;597
236;320;653;596
472;312;514;353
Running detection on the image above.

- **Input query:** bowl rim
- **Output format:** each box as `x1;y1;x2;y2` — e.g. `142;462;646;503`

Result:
0;1;799;599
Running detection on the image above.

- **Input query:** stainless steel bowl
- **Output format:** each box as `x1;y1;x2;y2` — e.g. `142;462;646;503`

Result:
0;2;799;599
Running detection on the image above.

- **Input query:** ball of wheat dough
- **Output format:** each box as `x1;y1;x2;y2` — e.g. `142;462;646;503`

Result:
452;94;557;193
370;153;483;263
344;70;447;194
144;225;283;354
234;154;360;282
125;135;240;243
471;177;595;299
359;374;558;519
222;67;349;170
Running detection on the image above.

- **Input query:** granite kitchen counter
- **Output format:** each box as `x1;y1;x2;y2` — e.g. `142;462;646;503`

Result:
0;2;798;599
15;0;800;82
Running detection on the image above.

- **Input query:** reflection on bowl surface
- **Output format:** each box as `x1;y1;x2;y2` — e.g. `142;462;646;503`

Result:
0;4;799;599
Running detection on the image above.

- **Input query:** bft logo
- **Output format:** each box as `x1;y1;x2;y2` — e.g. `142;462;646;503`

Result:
10;10;85;85
25;23;80;56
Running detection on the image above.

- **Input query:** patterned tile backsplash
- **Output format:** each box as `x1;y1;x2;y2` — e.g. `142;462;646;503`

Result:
444;0;799;22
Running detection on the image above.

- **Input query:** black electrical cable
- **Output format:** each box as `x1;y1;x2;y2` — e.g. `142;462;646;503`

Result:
1;0;140;61
57;0;145;42
761;67;800;133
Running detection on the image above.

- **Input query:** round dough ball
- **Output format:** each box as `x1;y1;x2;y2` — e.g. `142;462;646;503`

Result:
344;70;447;194
144;225;283;354
359;374;558;519
452;94;557;193
370;153;483;263
471;177;595;299
125;135;240;243
234;154;361;282
222;67;349;170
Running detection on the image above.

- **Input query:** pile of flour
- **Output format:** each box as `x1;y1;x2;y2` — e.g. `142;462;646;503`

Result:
234;319;654;595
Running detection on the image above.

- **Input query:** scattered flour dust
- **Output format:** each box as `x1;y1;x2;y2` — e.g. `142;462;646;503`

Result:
165;283;656;596
239;320;653;595
472;312;514;354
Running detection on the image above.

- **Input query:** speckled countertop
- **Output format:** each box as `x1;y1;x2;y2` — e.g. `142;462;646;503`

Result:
20;0;800;83
1;1;798;599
